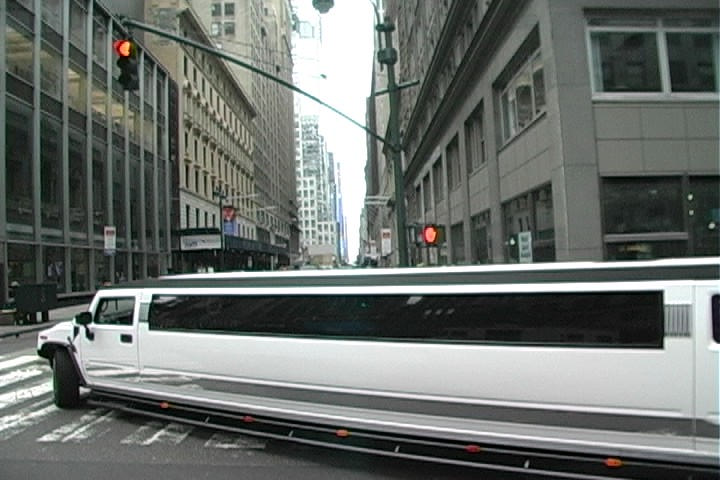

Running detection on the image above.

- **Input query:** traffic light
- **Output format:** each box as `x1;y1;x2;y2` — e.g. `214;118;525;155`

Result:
421;224;444;246
114;39;139;91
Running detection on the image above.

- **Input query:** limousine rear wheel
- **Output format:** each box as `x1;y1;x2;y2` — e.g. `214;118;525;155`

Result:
53;349;80;408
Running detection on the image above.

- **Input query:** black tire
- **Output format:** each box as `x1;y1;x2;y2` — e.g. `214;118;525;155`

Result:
53;349;81;408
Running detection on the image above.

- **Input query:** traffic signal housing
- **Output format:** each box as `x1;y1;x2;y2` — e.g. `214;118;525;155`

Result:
114;39;139;91
421;224;444;246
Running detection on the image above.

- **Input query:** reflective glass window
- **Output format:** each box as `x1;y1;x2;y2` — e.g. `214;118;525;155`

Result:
68;63;88;113
40;118;64;232
69;131;88;239
6;19;33;83
40;42;62;98
603;178;683;233
70;0;87;50
667;32;719;92
590;32;661;92
6;102;34;227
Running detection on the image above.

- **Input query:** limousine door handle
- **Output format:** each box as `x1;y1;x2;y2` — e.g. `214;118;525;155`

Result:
120;334;133;344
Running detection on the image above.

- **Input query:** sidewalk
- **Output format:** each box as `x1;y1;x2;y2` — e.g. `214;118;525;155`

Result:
0;304;89;339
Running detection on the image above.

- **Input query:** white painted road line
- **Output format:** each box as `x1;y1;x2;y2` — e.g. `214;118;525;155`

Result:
0;400;57;440
0;355;42;371
0;380;53;409
37;409;116;443
0;366;46;389
121;421;194;446
205;432;266;449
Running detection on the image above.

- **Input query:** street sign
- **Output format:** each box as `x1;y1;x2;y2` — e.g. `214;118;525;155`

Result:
104;226;116;256
381;228;392;256
518;231;533;263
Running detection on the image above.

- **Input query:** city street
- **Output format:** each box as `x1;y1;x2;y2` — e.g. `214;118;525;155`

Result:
0;334;498;480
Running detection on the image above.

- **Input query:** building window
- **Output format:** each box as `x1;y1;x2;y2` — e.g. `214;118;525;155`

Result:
471;211;491;264
603;177;683;234
422;174;431;213
225;3;235;15
6;19;33;84
224;22;236;37
667;31;718;92
93;15;107;67
41;118;64;232
588;17;719;94
688;177;720;256
68;131;87;237
464;104;485;174
450;223;465;264
211;3;222;16
446;135;461;191
500;51;545;142
68;63;87;113
6;102;34;226
503;184;555;263
69;0;87;50
602;176;720;259
40;41;62;98
211;22;221;37
432;158;443;203
41;0;62;32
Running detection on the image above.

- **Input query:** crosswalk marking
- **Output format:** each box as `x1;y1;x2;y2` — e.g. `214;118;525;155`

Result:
0;355;42;371
0;400;57;440
37;409;116;443
0;366;46;389
0;351;266;451
121;421;194;446
0;380;53;409
205;432;266;449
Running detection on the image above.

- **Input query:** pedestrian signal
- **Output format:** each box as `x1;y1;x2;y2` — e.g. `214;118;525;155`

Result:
422;225;442;245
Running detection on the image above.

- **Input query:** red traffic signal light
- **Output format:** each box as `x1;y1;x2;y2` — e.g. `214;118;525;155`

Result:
422;225;440;245
113;39;139;91
113;39;133;57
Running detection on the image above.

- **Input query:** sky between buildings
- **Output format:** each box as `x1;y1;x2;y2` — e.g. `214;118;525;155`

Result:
296;0;377;260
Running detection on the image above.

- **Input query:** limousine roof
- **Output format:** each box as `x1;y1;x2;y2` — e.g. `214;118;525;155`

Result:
112;257;719;290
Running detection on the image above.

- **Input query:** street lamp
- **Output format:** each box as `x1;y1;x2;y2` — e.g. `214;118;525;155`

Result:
313;1;409;267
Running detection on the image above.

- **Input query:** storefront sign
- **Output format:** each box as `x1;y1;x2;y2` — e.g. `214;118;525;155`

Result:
180;233;222;251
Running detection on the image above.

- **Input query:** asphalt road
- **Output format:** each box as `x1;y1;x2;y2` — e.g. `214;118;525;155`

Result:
0;334;508;480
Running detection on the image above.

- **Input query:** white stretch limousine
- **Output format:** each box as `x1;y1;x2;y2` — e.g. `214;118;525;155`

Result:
38;258;719;475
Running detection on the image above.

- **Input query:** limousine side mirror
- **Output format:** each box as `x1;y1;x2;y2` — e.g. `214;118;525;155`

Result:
75;312;92;326
74;312;94;341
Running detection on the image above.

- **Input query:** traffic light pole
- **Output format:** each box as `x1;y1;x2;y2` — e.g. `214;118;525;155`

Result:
120;16;412;267
118;18;390;148
377;19;408;267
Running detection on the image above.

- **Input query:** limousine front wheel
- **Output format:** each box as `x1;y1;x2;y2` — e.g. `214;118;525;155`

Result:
53;349;80;408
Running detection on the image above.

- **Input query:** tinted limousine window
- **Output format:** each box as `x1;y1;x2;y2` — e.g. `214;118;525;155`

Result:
148;292;664;347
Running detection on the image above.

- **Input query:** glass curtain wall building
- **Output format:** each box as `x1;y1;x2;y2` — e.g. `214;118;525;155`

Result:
1;0;175;304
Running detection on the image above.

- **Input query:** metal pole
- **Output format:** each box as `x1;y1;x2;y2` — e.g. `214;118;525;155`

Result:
378;18;408;267
215;190;224;271
118;18;390;148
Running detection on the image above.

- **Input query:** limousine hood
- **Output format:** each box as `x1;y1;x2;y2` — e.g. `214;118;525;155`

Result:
37;321;75;354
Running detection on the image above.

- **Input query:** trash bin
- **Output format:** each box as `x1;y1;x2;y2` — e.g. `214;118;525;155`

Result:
14;283;58;325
